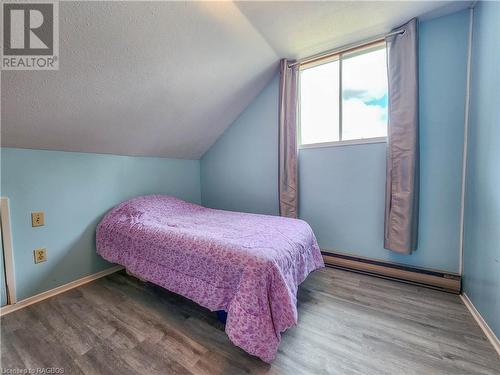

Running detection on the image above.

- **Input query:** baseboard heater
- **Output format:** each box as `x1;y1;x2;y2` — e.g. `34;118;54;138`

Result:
322;251;461;294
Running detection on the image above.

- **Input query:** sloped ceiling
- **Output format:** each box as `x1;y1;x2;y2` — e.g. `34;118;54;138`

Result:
1;1;469;159
235;1;471;60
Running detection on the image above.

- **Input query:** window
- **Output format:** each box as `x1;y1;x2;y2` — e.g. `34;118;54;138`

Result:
299;43;388;147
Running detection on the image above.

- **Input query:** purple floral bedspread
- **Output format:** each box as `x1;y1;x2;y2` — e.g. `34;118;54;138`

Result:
96;195;324;362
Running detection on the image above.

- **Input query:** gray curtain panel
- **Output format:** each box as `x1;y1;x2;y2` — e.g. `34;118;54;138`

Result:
278;59;299;218
384;18;420;254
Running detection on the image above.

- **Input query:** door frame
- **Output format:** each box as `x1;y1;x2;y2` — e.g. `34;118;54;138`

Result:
1;197;16;305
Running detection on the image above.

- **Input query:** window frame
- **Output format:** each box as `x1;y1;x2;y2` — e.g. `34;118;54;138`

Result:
298;41;388;149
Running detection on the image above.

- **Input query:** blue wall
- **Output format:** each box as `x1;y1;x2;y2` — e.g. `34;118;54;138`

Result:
463;1;500;337
201;11;469;273
202;75;279;215
1;148;201;301
301;10;468;272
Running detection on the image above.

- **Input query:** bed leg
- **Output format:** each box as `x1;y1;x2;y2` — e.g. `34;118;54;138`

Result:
216;310;227;324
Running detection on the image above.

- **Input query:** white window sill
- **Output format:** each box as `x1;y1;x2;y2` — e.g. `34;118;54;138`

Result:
299;137;387;150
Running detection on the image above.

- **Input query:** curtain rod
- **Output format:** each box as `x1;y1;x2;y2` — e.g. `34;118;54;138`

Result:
288;29;405;68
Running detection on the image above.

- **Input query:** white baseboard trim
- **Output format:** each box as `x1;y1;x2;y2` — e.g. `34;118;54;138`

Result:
461;293;500;356
0;265;124;316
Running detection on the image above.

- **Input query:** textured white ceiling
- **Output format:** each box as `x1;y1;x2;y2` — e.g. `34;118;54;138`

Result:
1;1;469;159
235;1;471;60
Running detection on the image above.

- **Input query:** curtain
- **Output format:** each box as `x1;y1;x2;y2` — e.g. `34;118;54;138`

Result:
384;18;420;254
278;59;299;218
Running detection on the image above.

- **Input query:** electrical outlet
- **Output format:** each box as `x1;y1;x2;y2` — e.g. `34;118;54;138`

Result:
31;211;45;227
34;248;47;264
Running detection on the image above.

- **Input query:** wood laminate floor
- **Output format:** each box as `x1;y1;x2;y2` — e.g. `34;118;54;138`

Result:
1;268;499;375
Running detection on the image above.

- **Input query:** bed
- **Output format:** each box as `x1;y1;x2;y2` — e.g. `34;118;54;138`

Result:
96;195;324;362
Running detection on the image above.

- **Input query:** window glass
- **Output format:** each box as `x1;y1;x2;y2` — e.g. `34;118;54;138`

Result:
341;47;388;140
298;44;388;146
299;60;340;145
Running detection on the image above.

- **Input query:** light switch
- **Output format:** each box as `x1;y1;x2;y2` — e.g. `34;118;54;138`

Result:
31;211;45;227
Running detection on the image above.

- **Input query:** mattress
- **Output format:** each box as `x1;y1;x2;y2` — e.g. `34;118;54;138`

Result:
96;195;324;362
